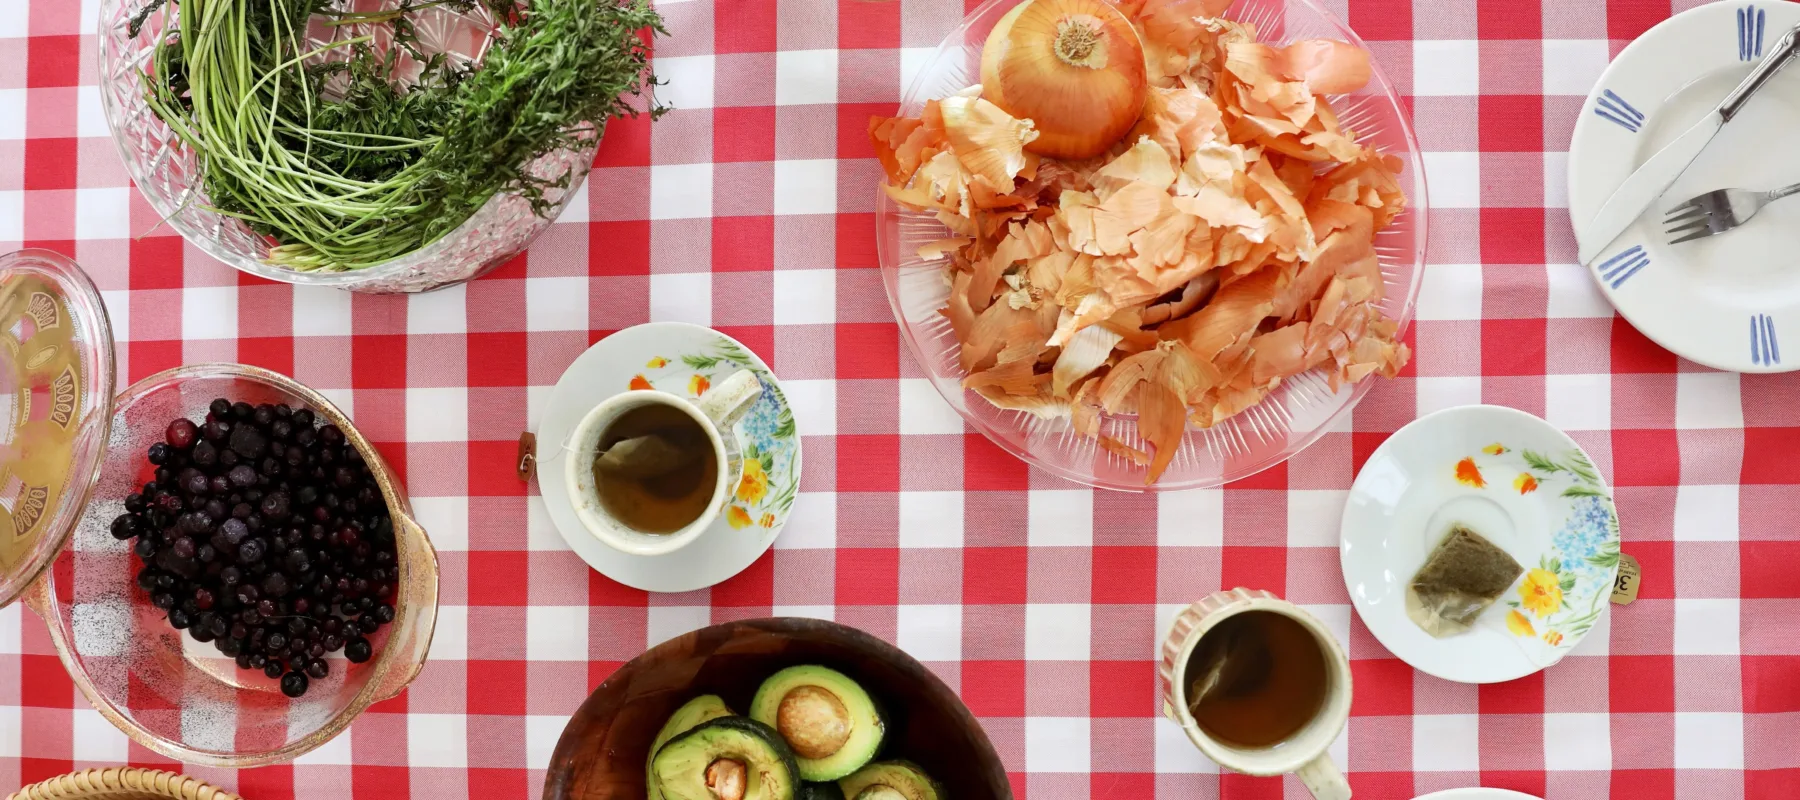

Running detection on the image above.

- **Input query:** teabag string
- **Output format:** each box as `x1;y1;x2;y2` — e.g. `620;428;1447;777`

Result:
593;432;704;480
1187;622;1274;716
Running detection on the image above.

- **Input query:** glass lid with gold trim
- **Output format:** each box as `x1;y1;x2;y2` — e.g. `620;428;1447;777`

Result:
0;249;115;608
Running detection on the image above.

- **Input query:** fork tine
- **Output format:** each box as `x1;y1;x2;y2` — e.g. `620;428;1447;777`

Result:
1664;202;1706;224
1669;227;1718;245
1665;217;1712;236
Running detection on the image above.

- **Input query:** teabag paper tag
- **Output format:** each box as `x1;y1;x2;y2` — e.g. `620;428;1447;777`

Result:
595;434;702;480
1610;552;1641;605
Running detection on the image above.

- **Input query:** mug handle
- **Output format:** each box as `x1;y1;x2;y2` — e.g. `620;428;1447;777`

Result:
1297;754;1350;800
695;369;762;430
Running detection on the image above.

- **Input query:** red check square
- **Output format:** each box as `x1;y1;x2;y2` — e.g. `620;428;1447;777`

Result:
1609;655;1675;713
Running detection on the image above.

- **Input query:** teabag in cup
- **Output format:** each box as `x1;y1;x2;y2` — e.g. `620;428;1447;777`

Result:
1405;524;1524;638
1186;616;1274;716
593;430;706;480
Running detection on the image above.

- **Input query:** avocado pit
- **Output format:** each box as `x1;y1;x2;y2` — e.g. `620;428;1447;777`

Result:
705;757;747;800
776;685;853;759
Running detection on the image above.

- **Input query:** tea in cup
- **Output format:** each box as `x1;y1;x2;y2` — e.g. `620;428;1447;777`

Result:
1161;588;1354;800
564;369;761;556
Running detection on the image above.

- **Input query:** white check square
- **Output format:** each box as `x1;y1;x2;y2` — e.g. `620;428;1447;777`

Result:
1674;598;1740;655
647;605;712;648
1420;153;1480;209
405;388;469;442
181;286;238;340
526;276;590;332
1673;485;1738;542
899;491;964;548
74;187;132;240
779;378;836;437
776;50;838;106
1676;372;1744;429
649;163;713;220
1544;373;1611;431
1025;717;1091;773
526;606;590;661
407;713;468;768
898;379;966;435
896;604;962;661
1028;490;1092;547
1414;263;1483;321
1413;40;1480;96
292;285;353;336
654;55;716;110
1675;712;1745;769
1543;712;1611;770
1025;604;1090;660
650;272;713;326
428;605;468;661
1157;489;1223;546
407;283;468;335
1287;491;1348;548
1415;376;1483;417
773;160;838;216
1413;714;1480;771
72;708;130;761
773;269;837;325
1542;40;1612;96
1545;263;1613;319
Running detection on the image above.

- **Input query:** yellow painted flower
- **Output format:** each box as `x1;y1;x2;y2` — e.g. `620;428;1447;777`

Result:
1543;630;1563;647
1482;443;1508;455
1513;472;1538;494
689;374;710;396
1454;457;1485;488
736;458;768;504
646;357;668;368
1506;609;1535;637
726;506;753;529
758;512;776;528
1519;568;1563;616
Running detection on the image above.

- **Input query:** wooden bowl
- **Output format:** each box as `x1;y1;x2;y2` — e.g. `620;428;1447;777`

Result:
543;617;1011;799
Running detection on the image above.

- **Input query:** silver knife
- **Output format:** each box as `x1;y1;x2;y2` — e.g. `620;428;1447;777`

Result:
1578;23;1800;266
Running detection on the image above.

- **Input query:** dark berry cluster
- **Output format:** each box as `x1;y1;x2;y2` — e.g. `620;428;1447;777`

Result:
113;398;397;698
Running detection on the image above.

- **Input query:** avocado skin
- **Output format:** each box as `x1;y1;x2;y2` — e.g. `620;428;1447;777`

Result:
838;760;943;800
797;782;848;800
652;716;800;800
750;665;885;782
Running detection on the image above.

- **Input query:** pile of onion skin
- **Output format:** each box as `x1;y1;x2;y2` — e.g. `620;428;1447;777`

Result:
871;0;1409;484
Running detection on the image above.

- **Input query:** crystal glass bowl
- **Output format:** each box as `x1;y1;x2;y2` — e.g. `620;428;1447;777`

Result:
875;0;1428;491
19;363;439;766
95;0;596;294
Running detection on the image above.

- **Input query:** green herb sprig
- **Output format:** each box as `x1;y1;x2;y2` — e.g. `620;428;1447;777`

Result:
138;0;666;272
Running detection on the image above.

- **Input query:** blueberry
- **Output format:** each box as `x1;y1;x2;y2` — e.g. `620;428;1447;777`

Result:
280;671;309;698
344;637;373;663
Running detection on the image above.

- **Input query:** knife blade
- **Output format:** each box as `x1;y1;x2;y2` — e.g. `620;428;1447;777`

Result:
1577;21;1800;267
1575;113;1720;266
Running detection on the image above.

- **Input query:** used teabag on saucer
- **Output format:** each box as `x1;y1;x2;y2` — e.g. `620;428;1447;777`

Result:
594;431;704;481
1406;524;1524;637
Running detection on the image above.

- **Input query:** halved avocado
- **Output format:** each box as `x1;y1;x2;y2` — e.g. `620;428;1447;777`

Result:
749;665;884;781
648;695;736;800
652;717;799;800
837;761;943;800
797;783;847;800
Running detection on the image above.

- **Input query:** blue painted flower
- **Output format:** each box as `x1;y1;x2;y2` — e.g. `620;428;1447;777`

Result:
1550;495;1616;586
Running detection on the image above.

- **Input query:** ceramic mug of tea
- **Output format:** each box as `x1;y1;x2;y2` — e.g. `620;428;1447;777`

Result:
564;369;763;556
1160;588;1353;800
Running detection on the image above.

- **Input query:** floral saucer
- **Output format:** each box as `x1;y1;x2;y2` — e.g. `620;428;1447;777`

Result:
1339;405;1621;683
536;323;801;593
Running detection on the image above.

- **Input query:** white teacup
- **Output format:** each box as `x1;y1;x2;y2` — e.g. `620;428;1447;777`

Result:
564;369;762;556
1160;588;1354;800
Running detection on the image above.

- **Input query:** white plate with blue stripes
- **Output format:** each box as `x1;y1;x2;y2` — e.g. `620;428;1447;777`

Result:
1569;1;1800;373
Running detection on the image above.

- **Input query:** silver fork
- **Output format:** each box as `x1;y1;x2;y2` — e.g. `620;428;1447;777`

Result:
1664;181;1800;244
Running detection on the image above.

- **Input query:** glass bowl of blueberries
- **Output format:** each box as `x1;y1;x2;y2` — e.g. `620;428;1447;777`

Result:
32;362;440;766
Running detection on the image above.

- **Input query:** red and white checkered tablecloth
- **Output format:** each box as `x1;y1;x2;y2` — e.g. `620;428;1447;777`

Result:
4;0;1799;797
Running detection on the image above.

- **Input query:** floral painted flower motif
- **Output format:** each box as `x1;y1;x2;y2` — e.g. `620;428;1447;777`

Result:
1454;457;1485;488
758;513;776;528
1519;568;1563;616
689;374;710;396
736;458;768;504
727;506;753;529
646;357;669;368
1483;443;1508;455
1514;473;1538;494
1507;609;1535;637
1543;630;1563;646
629;374;653;391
